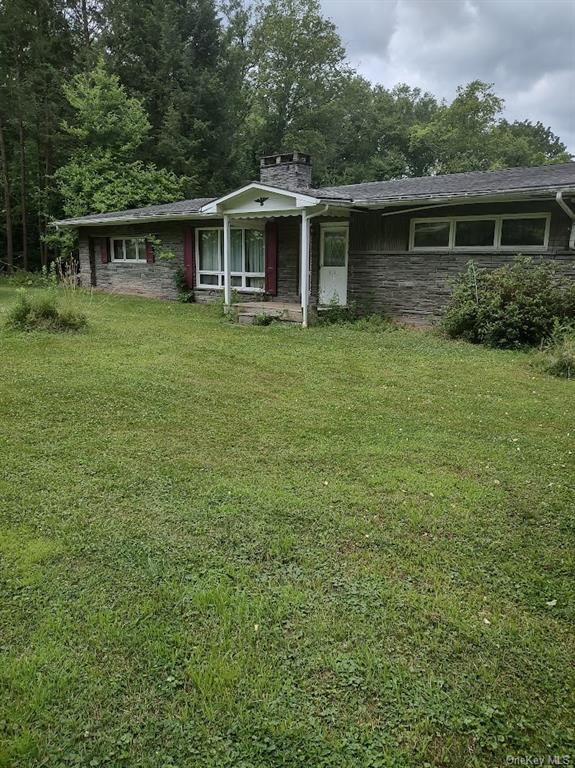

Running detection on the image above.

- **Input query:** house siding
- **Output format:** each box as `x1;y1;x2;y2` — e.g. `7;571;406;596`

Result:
78;199;574;321
348;200;574;322
79;222;186;300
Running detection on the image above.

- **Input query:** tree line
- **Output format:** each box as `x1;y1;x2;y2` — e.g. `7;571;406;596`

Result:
0;0;571;271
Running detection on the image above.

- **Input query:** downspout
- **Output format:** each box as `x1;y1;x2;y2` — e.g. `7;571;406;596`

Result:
556;190;575;249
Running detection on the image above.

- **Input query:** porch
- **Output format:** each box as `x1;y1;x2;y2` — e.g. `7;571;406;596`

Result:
196;182;350;326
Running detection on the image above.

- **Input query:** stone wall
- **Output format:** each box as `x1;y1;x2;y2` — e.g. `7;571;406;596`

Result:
78;200;574;321
347;200;574;323
78;222;187;300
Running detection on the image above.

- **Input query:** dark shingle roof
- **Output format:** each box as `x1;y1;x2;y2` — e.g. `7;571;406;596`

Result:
315;162;575;203
54;162;575;226
54;197;215;226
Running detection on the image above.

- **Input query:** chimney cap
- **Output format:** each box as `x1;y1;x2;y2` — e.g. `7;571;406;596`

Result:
260;151;311;168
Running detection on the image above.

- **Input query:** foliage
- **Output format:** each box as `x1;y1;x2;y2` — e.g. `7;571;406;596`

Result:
0;270;49;288
62;58;150;155
174;266;194;303
42;227;78;262
442;257;575;348
252;312;274;326
318;297;358;325
55;60;187;219
0;0;572;270
145;234;175;262
351;313;394;332
248;0;349;178
0;287;573;766
5;288;87;332
411;81;504;174
535;321;575;379
409;81;570;175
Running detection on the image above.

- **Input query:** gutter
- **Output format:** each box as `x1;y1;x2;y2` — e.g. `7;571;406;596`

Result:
556;190;575;249
356;186;575;210
52;212;220;228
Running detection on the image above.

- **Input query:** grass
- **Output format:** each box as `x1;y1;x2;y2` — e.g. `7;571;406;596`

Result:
0;286;573;767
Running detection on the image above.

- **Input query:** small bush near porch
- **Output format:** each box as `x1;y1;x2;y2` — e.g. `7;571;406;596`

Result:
0;287;573;768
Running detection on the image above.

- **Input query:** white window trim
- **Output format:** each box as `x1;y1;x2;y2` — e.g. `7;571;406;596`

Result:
111;236;147;263
409;212;551;252
196;227;265;292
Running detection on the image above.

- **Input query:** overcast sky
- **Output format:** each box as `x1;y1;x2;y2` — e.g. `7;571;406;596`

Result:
319;0;575;152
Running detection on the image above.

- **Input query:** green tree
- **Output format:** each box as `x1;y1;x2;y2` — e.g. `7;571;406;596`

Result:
247;0;350;181
409;81;572;176
0;0;78;268
55;59;187;221
410;80;504;174
103;0;229;193
491;120;571;168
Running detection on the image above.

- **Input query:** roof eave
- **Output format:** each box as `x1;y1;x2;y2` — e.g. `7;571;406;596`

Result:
52;211;220;228
351;186;575;209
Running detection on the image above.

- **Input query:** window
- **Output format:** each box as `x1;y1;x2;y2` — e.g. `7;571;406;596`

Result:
322;229;348;266
454;219;496;247
409;214;550;251
111;237;147;262
197;227;265;291
500;217;548;247
412;221;450;249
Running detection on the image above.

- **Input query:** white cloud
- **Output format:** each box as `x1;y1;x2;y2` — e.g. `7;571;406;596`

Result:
320;0;575;151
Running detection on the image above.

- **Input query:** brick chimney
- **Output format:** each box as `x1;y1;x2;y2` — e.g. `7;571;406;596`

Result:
260;151;312;189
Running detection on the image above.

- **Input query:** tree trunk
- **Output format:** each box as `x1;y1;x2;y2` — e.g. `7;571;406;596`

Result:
81;0;90;48
0;118;14;274
19;118;28;270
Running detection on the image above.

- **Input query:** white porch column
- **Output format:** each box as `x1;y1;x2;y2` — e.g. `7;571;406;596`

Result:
223;214;232;308
300;209;310;327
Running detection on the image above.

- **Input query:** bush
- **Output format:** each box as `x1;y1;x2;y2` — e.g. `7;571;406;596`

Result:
6;290;87;332
0;270;51;288
252;312;273;326
442;257;575;348
174;267;193;303
318;299;358;325
535;321;575;379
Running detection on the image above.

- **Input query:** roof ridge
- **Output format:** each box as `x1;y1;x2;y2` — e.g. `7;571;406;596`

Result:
317;161;575;192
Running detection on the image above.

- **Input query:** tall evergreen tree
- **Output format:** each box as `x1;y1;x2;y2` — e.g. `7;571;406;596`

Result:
103;0;228;194
55;58;186;220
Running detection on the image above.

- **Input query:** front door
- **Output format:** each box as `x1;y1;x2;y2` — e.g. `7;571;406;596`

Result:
319;225;348;305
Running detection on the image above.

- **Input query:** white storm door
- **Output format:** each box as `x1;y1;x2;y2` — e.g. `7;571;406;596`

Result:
319;225;348;306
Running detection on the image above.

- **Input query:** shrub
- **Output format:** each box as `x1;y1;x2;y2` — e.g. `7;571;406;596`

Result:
6;290;87;332
318;299;358;325
535;321;575;379
0;270;50;288
442;257;575;348
252;312;273;326
174;267;193;303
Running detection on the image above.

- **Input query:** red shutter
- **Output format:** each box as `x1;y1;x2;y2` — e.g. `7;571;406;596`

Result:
265;221;278;295
100;237;110;264
145;239;155;264
183;227;196;288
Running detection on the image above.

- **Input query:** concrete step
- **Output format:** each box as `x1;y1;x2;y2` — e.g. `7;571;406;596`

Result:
235;302;303;324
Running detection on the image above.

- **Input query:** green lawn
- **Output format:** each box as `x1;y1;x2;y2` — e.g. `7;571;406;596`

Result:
0;286;573;768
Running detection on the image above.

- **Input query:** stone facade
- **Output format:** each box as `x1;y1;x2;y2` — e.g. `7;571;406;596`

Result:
348;200;575;323
78;222;186;300
78;199;574;321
